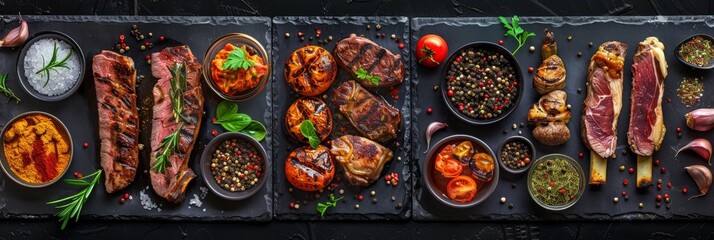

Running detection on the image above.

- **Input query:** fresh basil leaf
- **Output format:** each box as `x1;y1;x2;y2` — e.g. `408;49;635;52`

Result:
216;101;238;120
308;136;320;149
300;120;320;148
240;120;267;141
219;113;252;132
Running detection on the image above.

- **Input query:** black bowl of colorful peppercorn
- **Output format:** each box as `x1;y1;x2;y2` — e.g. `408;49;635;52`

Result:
497;136;535;174
441;42;524;125
675;34;714;70
200;132;269;200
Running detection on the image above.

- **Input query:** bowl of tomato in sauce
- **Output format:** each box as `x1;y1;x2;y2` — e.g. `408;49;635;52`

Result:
202;33;270;101
422;134;499;208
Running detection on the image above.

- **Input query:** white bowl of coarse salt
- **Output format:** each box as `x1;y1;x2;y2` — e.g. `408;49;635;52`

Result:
17;32;85;102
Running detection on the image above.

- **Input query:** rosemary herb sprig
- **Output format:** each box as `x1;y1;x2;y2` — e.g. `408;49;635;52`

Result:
35;40;72;87
0;73;20;103
152;123;183;174
168;63;189;123
46;169;102;230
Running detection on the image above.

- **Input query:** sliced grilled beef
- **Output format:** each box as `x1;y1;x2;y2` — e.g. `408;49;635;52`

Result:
332;80;401;142
330;135;393;187
334;35;405;88
92;50;139;194
149;45;204;204
581;42;627;159
628;37;667;157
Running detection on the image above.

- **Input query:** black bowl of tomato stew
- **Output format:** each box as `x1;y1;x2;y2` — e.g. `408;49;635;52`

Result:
422;134;499;208
441;42;524;125
200;132;269;201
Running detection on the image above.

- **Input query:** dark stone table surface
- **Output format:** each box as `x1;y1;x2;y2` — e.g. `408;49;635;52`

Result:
1;0;714;239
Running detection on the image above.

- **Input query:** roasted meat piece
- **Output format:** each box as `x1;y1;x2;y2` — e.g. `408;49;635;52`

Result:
149;46;204;203
528;90;571;146
533;29;566;94
332;80;401;142
581;41;627;185
628;37;668;188
285;97;333;143
284;46;337;96
334;35;405;88
330;135;393;187
92;50;139;194
284;145;335;192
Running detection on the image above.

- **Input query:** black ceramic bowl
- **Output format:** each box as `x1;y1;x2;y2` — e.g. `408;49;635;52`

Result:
200;132;269;200
497;135;536;175
440;42;524;125
16;31;85;102
202;33;271;102
675;34;714;70
422;134;499;208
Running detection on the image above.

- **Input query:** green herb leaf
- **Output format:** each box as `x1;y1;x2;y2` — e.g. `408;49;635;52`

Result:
223;47;255;71
152;124;182;174
35;40;73;87
240;120;267;141
299;120;321;149
355;68;381;86
0;73;20;103
168;63;190;123
214;100;267;141
47;169;102;230
316;194;343;217
499;15;536;55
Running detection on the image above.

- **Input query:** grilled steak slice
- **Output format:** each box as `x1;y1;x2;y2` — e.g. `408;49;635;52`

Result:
581;41;627;159
628;37;668;156
334;35;405;87
92;50;139;194
332;80;401;142
149;45;204;203
330;135;392;187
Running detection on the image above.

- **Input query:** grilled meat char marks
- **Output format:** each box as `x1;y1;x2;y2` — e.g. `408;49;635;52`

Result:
334;35;405;88
285;145;335;192
581;42;627;159
92;50;139;194
330;135;392;187
628;37;668;156
332;80;401;143
149;45;204;204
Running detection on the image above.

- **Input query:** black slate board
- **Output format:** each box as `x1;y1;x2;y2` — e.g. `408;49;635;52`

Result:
411;16;714;221
0;16;273;221
271;16;411;220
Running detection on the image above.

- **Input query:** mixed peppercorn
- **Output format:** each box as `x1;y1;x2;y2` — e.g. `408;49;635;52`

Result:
445;48;519;120
500;140;531;170
210;138;263;192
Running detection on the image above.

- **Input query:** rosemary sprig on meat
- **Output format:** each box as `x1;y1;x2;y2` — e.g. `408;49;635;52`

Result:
152;123;183;174
36;40;72;87
46;169;102;230
0;73;20;103
168;62;189;123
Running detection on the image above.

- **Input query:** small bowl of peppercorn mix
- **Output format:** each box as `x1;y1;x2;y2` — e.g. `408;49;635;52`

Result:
441;42;524;125
675;34;714;70
497;136;535;175
200;132;269;201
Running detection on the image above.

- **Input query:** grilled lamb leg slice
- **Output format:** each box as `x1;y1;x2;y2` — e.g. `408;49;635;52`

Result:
149;46;204;203
332;80;401;142
628;37;668;188
330;135;393;187
334;35;405;88
581;41;627;185
92;50;139;194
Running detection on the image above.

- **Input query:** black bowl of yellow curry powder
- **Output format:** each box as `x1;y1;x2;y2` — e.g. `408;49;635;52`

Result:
0;111;73;188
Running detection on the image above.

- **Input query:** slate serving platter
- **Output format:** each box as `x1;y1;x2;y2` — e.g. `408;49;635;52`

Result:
0;16;273;221
412;16;714;221
272;16;411;220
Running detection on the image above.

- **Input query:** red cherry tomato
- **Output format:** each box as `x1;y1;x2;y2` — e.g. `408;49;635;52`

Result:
416;34;448;68
434;145;463;178
446;176;478;203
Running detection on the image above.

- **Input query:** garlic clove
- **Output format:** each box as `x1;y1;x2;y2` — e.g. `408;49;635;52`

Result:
0;13;29;48
424;122;447;153
685;165;712;200
677;138;713;165
686;108;714;132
